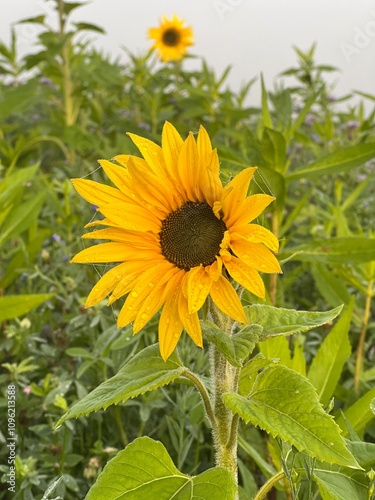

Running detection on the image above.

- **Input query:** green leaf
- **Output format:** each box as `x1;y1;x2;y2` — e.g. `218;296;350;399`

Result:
311;264;351;307
0;80;40;120
0;294;54;322
282;237;375;264
258;335;292;366
371;398;375;416
256;166;286;210
286;142;375;181
202;321;262;367
0;190;46;246
313;462;369;500
223;364;359;468
73;22;105;34
63;2;87;15
55;344;186;427
244;304;343;339
308;299;353;405
336;387;375;436
261;128;286;172
347;441;375;469
86;437;236;499
17;15;46;25
260;74;273;128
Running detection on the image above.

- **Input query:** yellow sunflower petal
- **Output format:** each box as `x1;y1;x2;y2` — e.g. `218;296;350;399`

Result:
132;266;181;333
222;167;258;223
187;266;212;314
231;224;279;251
178;293;202;347
225;257;266;299
98;160;134;199
127;133;167;178
82;228;158;247
159;273;185;360
178;132;199;200
162;121;184;179
197;125;214;170
117;262;175;328
85;262;129;308
198;149;223;206
210;275;247;324
226;193;275;227
109;261;155;305
71;178;128;207
125;156;177;213
230;238;282;274
99;201;161;233
71;242;159;264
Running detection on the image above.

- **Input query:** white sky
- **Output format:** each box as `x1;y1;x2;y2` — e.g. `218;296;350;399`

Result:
2;0;375;108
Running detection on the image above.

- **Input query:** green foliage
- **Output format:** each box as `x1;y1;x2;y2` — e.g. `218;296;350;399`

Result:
245;304;343;338
0;294;55;322
55;344;186;425
1;1;374;499
86;437;236;499
223;364;358;468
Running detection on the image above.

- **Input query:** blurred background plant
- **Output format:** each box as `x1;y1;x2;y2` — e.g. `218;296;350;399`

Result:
0;1;374;499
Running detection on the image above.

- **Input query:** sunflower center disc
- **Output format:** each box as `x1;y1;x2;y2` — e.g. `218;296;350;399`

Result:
160;202;227;271
162;28;180;47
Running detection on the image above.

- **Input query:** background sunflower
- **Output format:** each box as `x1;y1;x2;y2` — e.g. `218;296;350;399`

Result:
148;14;194;62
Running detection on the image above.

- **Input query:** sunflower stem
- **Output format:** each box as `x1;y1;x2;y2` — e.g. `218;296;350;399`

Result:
209;301;239;497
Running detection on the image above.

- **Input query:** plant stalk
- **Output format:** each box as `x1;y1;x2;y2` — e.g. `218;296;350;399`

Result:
209;301;240;498
354;278;374;391
254;470;286;500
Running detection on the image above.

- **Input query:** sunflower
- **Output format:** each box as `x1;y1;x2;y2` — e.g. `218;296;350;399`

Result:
148;15;194;62
71;123;281;360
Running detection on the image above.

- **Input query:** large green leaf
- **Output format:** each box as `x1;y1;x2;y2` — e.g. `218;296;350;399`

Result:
244;304;343;339
86;437;236;499
0;294;54;322
282;237;375;264
308;299;353;405
286;142;375;181
55;344;186;427
223;364;359;468
202;321;262;367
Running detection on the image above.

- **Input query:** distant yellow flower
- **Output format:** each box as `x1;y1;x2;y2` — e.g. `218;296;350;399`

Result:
148;15;194;62
71;123;281;360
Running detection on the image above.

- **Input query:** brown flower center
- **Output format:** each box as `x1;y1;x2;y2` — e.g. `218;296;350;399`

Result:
162;28;180;47
160;202;227;271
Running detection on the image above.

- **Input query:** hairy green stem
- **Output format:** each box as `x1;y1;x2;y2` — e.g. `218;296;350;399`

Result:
209;301;239;497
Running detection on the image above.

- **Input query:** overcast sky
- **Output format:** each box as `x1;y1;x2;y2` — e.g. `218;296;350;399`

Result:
2;0;375;108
